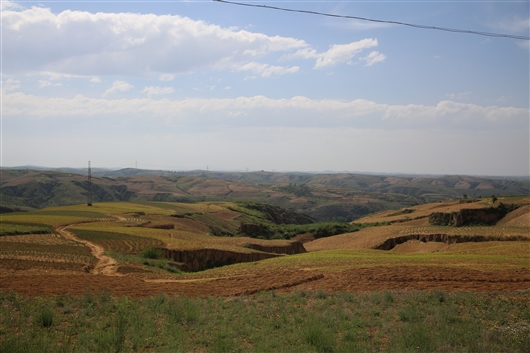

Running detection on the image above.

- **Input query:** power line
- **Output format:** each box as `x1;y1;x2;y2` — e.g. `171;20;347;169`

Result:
214;0;530;41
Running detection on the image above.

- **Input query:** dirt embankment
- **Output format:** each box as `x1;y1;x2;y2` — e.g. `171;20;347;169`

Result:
160;248;281;272
429;204;519;227
246;241;306;255
161;238;307;272
374;233;529;251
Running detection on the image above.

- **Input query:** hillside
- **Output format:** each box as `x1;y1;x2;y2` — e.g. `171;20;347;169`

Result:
1;168;528;222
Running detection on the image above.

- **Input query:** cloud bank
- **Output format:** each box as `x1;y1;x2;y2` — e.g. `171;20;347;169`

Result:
3;92;527;131
3;4;383;78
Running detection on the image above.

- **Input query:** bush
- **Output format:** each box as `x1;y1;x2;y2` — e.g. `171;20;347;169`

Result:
142;246;162;259
36;306;54;328
303;318;336;353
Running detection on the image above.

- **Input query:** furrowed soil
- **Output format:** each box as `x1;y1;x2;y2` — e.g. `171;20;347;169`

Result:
2;266;529;297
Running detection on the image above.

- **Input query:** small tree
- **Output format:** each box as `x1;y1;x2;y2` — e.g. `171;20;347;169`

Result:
491;194;497;204
462;194;468;200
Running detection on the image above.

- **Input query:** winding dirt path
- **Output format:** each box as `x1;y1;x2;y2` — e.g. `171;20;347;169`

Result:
55;224;121;276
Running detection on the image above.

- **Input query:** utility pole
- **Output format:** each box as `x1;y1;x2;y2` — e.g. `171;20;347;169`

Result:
87;161;92;206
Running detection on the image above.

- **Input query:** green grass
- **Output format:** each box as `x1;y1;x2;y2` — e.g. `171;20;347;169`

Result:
33;210;109;218
190;242;530;279
0;213;102;227
1;290;528;353
141;246;163;259
42;202;177;216
0;222;51;236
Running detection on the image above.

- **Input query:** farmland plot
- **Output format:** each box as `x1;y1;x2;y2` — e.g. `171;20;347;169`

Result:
0;232;94;273
0;223;51;236
71;229;165;254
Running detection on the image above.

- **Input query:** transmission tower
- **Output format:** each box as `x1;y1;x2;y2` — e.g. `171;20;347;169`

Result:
87;161;92;206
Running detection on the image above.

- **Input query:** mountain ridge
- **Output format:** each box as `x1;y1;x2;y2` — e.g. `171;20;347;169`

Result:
1;168;528;222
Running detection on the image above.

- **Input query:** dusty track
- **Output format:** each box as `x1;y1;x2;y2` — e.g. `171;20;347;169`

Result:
55;225;120;276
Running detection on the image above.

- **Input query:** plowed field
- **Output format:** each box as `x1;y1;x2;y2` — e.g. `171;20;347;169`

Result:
2;266;529;297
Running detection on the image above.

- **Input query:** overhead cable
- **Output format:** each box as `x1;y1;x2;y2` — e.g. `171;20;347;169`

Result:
214;0;530;41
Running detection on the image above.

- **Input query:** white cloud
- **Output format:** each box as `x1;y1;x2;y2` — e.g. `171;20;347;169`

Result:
38;80;51;88
102;80;133;97
314;39;379;68
3;78;21;91
159;74;175;81
3;6;308;77
283;39;380;68
360;51;386;66
26;71;95;81
331;19;392;31
90;77;101;83
142;86;175;97
517;41;530;51
4;93;527;131
3;5;382;79
38;80;62;88
495;16;530;33
446;92;472;101
236;62;300;77
1;0;24;11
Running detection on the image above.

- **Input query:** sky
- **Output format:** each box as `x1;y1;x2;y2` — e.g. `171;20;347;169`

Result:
1;0;529;176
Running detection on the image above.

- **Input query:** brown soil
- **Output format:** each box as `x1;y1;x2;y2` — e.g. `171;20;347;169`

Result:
497;205;530;226
0;259;87;273
283;267;530;293
304;226;396;251
2;266;528;298
390;240;449;253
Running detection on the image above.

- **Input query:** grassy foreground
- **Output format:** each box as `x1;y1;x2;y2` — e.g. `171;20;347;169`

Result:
1;290;529;353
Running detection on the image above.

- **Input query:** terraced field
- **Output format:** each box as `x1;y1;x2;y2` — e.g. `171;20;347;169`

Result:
0;231;95;275
72;229;165;254
0;198;529;297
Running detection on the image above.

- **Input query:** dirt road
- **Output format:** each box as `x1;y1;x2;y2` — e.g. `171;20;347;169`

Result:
55;225;120;276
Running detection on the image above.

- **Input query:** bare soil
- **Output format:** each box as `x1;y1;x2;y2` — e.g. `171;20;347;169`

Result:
496;205;530;226
1;266;528;297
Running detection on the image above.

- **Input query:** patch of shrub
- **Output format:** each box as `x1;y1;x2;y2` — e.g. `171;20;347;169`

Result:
303;317;336;353
36;306;54;328
142;246;162;260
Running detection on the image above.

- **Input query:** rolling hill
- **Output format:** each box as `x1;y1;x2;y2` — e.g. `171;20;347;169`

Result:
1;168;528;222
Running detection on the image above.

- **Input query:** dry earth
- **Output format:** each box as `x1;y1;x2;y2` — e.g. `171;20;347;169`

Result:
2;266;529;298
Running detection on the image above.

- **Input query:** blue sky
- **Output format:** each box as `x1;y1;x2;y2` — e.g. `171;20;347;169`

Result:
2;0;529;175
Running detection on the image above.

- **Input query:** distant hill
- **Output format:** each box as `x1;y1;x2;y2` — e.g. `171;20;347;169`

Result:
1;168;528;222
